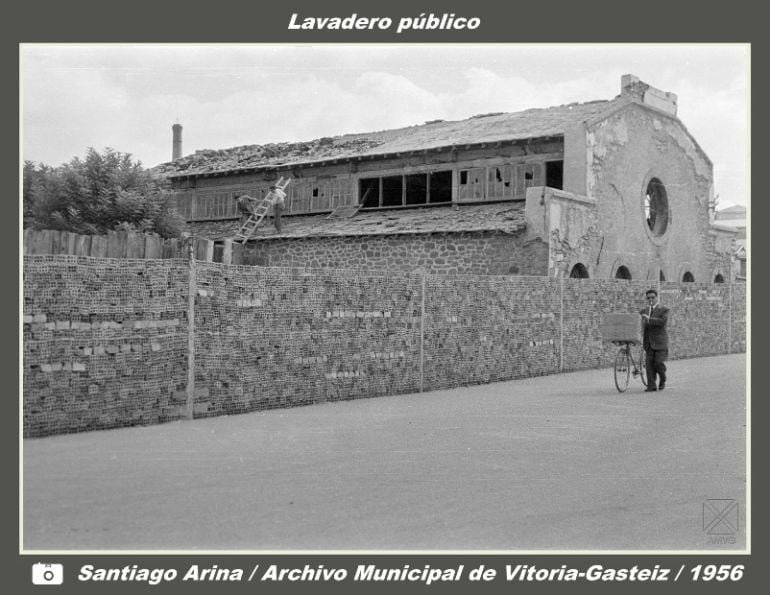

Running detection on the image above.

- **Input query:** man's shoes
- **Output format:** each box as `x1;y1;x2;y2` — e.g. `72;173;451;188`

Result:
645;387;657;392
658;381;666;390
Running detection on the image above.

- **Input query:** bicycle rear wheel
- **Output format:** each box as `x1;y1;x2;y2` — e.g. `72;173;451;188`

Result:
636;345;648;387
614;348;630;392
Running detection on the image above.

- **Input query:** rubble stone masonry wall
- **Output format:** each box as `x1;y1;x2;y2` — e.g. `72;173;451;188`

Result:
24;256;746;437
237;231;549;276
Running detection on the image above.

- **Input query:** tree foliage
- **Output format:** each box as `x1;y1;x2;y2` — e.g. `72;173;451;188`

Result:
24;148;185;238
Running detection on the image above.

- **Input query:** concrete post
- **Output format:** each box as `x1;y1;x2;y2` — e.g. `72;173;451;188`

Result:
186;241;196;420
222;239;233;265
728;282;733;354
559;277;564;372
420;272;426;392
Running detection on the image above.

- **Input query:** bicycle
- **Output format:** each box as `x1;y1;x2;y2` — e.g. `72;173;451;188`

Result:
612;340;648;392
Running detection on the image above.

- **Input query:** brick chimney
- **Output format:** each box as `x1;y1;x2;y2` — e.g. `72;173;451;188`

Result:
172;123;183;161
621;74;677;116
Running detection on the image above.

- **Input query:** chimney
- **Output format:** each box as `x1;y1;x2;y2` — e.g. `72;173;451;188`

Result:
620;74;677;116
172;123;183;161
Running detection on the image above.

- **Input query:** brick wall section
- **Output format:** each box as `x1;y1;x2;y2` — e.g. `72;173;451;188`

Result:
23;256;190;437
237;231;549;276
23;257;746;437
662;282;733;358
424;276;562;389
193;263;423;417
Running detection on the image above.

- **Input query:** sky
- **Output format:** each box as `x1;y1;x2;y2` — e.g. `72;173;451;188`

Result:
21;44;749;207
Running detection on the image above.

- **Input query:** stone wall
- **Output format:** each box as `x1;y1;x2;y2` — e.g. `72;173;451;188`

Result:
23;256;747;437
236;231;550;276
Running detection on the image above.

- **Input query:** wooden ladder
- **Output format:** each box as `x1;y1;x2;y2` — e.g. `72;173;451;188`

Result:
233;199;271;244
232;177;292;244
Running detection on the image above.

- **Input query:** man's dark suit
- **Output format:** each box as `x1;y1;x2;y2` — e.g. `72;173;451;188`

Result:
640;304;669;389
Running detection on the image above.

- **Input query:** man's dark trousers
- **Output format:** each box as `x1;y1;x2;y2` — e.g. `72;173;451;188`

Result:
645;348;667;388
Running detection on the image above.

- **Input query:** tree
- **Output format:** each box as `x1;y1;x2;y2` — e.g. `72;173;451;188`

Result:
24;148;185;238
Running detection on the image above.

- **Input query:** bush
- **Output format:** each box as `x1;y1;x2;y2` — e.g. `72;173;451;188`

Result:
24;148;184;239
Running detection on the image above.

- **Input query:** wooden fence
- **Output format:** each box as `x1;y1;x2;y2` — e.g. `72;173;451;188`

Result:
22;229;245;264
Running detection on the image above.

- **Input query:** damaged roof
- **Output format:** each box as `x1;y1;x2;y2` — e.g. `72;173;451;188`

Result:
191;202;528;241
156;98;617;179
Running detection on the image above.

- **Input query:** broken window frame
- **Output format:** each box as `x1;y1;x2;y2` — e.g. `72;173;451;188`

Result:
189;188;261;220
458;167;485;201
474;162;547;202
358;170;453;209
487;165;515;199
287;178;354;214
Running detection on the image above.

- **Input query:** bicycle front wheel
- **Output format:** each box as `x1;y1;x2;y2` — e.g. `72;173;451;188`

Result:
614;348;631;392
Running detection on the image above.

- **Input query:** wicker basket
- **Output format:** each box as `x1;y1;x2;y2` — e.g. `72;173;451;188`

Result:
601;313;642;344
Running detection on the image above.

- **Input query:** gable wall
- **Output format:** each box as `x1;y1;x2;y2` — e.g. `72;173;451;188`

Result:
585;104;729;282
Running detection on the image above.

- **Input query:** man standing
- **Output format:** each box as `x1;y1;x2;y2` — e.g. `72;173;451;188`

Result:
640;288;669;392
266;185;286;233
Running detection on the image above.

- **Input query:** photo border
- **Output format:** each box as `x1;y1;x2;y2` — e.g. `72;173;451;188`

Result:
7;1;760;593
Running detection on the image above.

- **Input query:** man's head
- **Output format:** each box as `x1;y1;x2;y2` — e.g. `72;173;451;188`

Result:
645;288;659;304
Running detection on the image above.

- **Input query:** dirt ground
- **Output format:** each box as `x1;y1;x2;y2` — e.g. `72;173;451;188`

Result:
23;353;747;552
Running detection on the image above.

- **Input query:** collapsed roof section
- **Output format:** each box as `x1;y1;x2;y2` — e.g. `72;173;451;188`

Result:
155;99;615;180
191;202;528;241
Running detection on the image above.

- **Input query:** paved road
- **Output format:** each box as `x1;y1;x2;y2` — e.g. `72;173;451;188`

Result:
23;353;747;552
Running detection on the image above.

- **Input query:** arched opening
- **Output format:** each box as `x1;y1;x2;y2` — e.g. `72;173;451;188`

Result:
682;271;695;282
570;263;589;279
714;274;725;284
645;177;670;236
615;266;632;280
659;270;666;282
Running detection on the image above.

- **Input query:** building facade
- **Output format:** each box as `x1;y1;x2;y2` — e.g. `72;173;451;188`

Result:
158;75;738;283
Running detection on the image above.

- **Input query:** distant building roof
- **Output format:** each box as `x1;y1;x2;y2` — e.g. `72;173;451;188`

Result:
715;205;747;219
191;202;527;241
156;98;618;179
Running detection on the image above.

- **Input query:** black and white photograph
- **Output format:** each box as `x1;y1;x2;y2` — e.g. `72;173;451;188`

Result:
21;42;748;559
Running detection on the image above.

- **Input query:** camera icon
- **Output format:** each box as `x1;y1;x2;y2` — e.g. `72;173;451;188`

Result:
32;563;63;585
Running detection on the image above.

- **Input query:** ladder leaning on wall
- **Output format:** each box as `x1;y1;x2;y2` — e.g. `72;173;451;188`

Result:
232;177;291;244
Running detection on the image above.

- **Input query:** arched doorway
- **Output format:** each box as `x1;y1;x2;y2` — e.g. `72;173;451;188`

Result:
615;266;632;280
570;263;589;279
